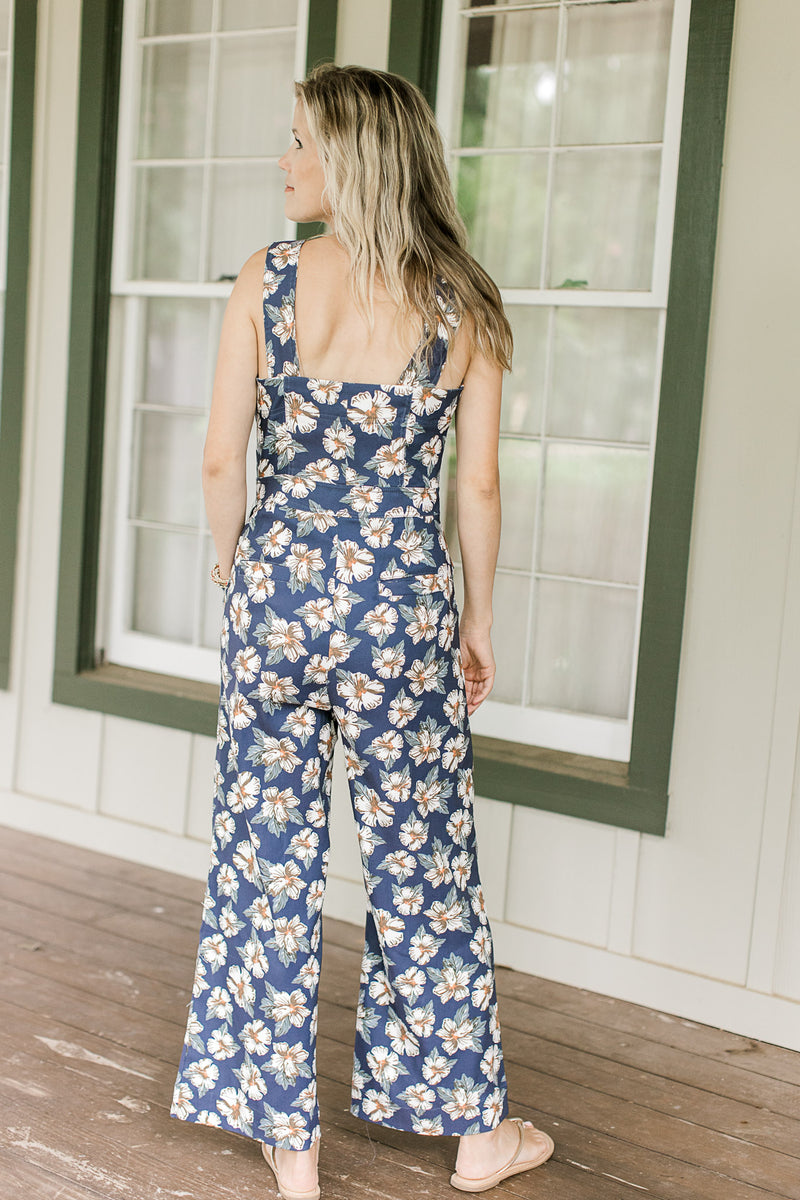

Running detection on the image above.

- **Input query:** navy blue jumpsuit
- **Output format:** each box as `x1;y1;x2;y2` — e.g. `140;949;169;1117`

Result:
171;238;510;1149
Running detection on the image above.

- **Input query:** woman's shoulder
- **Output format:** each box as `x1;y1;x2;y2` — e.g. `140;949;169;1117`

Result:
237;238;305;277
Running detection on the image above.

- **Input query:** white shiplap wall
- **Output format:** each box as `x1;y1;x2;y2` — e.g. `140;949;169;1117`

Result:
1;0;799;1052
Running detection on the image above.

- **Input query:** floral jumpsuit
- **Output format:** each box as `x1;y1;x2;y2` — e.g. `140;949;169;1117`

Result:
170;239;509;1149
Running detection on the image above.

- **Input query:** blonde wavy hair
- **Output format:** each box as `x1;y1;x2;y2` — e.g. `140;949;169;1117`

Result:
294;63;513;374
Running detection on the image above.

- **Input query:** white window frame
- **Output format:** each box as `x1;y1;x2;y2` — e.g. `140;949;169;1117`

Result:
436;0;692;762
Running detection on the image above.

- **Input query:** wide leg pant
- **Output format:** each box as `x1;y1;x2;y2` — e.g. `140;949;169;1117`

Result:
170;540;510;1148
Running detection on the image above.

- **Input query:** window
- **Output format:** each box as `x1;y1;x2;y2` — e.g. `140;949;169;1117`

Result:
98;0;318;684
434;0;688;763
0;1;36;688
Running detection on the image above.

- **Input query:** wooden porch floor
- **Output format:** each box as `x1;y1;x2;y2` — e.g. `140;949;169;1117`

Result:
0;824;798;1200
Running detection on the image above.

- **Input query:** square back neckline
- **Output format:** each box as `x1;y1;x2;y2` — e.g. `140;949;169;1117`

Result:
257;239;463;395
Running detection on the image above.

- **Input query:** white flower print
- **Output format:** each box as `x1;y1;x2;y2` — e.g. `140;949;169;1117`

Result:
362;1089;400;1121
233;646;261;682
398;1082;435;1112
422;1049;455;1085
243;560;276;603
366;1045;407;1088
199;933;227;970
227;772;260;812
259;520;293;557
347;391;396;436
408;1004;437;1038
372;908;405;947
184;1058;219;1096
217;1086;253;1129
284;392;319;433
207;1027;237;1060
286;542;324;584
308;379;342;404
230;592;251;639
334;539;375;583
353;785;394;827
171;1081;196;1119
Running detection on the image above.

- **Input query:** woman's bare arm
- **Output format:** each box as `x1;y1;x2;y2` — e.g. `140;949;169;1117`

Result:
202;249;264;580
451;331;503;712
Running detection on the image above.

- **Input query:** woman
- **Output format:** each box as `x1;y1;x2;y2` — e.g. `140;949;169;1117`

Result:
171;63;554;1198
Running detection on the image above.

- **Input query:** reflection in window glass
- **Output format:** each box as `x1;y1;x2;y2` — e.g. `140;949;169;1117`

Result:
548;146;661;290
560;0;673;146
530;579;637;719
461;11;557;150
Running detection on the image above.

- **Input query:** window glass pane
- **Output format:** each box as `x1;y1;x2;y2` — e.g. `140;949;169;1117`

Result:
488;570;530;705
547;147;661;290
461;11;557;150
208;164;286;281
138;42;210;160
453;563;529;706
214;33;295;157
132;165;204;281
540;444;649;584
497;439;540;572
142;298;222;407
529;579;637;718
133;410;206;527
132;528;198;642
456;153;547;288
501;306;548;436
144;0;212;35
549;307;659;442
560;0;674;145
219;0;299;29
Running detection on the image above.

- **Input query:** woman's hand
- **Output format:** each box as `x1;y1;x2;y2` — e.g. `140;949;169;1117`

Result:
460;622;496;715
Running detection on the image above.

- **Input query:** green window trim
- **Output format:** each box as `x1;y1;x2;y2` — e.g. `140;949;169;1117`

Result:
0;3;39;689
52;0;338;726
386;0;736;835
52;0;735;838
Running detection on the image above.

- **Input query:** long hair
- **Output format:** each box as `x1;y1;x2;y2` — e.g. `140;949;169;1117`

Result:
294;63;513;373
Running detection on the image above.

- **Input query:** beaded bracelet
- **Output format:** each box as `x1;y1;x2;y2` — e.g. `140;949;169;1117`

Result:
211;563;230;589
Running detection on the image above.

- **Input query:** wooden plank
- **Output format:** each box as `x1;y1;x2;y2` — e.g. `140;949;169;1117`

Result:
0;1151;109;1200
495;970;800;1088
0;869;120;926
0;838;203;929
0;824;205;904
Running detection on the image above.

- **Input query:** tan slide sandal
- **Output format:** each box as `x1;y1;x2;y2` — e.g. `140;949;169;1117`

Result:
449;1117;555;1192
261;1138;321;1200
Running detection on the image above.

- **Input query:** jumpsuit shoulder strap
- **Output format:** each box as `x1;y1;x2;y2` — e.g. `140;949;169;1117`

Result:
421;276;461;388
260;239;303;379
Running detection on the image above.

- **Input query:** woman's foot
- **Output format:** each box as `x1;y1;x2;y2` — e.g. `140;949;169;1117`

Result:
454;1117;553;1186
269;1139;320;1194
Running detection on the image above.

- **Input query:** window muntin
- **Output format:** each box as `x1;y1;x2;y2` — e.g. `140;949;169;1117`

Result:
437;0;690;761
100;0;309;682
